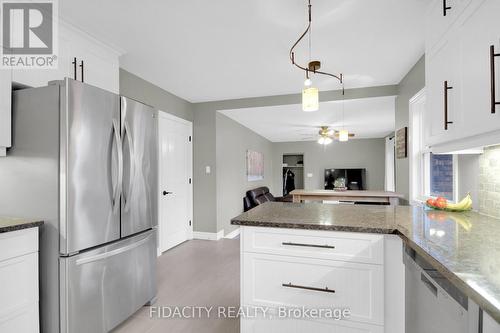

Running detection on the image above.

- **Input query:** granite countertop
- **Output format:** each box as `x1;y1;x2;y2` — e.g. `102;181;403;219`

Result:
231;202;500;323
0;216;44;233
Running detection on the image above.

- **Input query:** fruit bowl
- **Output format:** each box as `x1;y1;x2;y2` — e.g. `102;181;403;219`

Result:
425;194;472;212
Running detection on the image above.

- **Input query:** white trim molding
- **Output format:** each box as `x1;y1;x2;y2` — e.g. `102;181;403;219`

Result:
193;230;224;241
224;228;240;239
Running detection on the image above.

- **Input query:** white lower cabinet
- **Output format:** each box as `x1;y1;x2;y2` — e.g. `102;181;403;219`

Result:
242;253;384;325
240;226;404;333
241;316;384;333
0;228;40;333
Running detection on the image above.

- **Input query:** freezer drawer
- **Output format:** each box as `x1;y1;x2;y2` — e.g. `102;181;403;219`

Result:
60;230;157;333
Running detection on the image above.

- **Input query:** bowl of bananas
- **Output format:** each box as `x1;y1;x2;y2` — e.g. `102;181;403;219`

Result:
425;193;473;212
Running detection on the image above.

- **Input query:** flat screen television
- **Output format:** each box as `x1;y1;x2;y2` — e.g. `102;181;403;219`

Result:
324;168;366;190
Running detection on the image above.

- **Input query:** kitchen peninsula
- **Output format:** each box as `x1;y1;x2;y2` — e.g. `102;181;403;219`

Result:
290;189;405;205
232;202;500;333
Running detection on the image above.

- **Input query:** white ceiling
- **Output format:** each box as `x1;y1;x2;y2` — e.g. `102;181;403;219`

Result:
219;96;396;142
60;0;429;103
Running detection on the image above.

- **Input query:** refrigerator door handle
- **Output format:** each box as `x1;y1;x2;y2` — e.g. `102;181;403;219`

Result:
112;119;123;210
123;120;135;211
75;233;152;265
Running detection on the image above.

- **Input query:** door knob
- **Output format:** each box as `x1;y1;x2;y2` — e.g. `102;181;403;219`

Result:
163;191;173;195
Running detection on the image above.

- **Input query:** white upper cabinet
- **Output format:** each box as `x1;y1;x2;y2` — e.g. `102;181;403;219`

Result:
458;0;500;138
425;30;461;146
424;0;500;148
64;24;120;94
12;21;120;94
425;0;472;54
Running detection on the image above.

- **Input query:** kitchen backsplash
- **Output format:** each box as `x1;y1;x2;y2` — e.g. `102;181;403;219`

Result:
479;145;500;218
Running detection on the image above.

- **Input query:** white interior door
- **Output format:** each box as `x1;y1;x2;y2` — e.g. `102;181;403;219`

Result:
158;112;193;253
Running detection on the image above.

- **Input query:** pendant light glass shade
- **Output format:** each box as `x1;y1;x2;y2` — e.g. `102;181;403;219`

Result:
338;129;349;142
302;86;319;112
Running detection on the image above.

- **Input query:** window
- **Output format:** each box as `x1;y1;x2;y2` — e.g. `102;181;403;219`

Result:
409;90;425;204
409;89;457;204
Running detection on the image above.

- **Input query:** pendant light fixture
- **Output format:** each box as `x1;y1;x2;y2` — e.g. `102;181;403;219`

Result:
290;0;343;112
339;85;349;142
303;78;319;112
338;129;349;142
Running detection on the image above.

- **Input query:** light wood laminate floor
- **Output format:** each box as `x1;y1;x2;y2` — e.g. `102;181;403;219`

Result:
112;238;240;333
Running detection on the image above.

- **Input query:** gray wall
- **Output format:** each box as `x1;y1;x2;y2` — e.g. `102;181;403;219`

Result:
192;86;397;234
272;140;386;195
216;113;274;234
119;68;193;121
395;56;425;201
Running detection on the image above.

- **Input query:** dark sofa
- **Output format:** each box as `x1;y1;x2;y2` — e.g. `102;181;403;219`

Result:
243;186;291;212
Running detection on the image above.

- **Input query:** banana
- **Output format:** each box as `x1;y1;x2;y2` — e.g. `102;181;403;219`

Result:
445;193;473;212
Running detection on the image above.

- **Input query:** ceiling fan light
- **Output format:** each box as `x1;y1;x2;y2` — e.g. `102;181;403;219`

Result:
338;129;349;142
323;137;333;145
302;87;319;112
317;137;325;144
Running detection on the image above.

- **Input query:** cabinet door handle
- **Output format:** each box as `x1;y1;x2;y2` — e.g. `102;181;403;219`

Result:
282;282;335;294
72;57;77;80
282;242;335;249
490;45;500;114
79;60;84;83
444;81;454;130
443;0;452;16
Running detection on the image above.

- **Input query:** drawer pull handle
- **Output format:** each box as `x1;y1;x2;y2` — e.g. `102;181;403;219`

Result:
282;282;335;294
490;45;500;114
282;242;335;249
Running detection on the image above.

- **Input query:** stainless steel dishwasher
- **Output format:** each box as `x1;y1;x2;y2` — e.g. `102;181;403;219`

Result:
404;246;469;333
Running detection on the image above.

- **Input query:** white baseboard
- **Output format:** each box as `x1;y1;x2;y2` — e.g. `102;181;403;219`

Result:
157;248;162;257
224;228;240;239
193;230;224;241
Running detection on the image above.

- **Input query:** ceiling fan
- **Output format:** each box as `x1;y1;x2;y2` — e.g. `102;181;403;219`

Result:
317;126;355;145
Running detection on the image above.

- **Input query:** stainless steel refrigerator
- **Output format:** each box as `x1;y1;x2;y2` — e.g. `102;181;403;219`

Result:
0;78;158;333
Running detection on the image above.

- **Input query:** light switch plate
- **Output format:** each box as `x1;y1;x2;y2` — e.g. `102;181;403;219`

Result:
307;173;313;178
205;166;211;174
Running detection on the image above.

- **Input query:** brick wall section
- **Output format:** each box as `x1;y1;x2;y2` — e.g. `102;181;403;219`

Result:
430;154;454;200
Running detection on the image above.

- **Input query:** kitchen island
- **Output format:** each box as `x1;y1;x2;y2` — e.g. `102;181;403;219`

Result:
232;202;500;332
290;189;405;205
